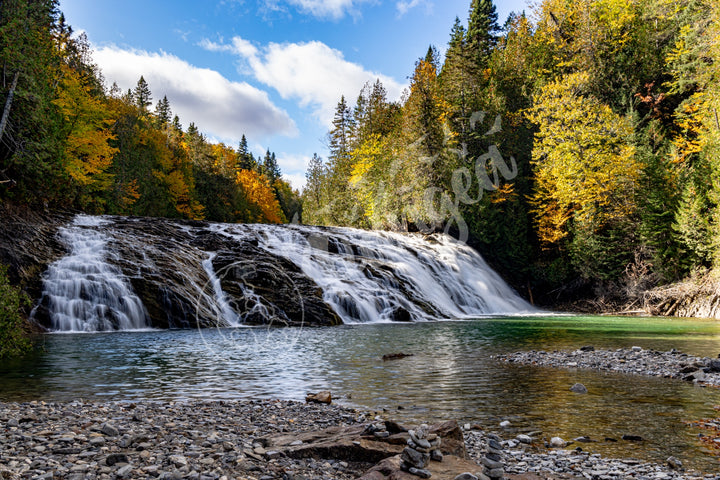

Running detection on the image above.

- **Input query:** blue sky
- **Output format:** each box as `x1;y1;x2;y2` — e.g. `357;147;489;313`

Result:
59;0;530;189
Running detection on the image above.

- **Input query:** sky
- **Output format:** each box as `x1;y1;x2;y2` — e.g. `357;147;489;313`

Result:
59;0;530;190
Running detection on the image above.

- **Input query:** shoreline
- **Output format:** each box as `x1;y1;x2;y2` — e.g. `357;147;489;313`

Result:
494;346;720;387
1;398;718;479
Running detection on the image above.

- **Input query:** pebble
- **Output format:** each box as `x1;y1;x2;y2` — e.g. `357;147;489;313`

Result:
495;347;720;386
0;399;368;480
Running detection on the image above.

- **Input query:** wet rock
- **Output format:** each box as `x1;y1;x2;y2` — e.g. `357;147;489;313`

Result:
305;391;332;404
549;437;566;448
570;383;588;394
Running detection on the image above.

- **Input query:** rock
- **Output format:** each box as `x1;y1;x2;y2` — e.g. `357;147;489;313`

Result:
454;474;478;480
570;383;588;394
101;423;120;436
116;464;134;478
666;456;683;470
402;446;428;468
579;346;595;351
168;455;188;468
431;449;443;462
105;453;128;466
499;420;511;428
621;434;644;442
707;359;720;372
573;436;595;443
305;391;332;404
632;346;643;352
408;467;432;478
516;434;532;444
549;437;566;448
382;353;414;361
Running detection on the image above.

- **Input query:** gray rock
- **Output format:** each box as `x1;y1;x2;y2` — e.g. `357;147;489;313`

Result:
116;464;134;477
667;456;683;470
168;455;188;468
408;467;432;479
481;456;503;469
100;423;119;437
454;474;478;480
516;434;532;444
570;383;588;394
549;436;566;448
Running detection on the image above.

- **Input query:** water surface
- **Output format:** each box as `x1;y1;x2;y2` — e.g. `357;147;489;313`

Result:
2;315;720;471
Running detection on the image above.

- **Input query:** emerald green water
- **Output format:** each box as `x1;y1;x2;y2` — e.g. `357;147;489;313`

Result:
2;315;720;471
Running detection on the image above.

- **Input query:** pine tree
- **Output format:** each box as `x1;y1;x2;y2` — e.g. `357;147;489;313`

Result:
262;149;281;183
134;76;152;111
237;134;257;171
467;0;500;67
154;95;171;126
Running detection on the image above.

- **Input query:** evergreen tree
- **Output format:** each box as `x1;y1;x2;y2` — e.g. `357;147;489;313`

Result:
154;95;171;127
237;134;257;171
467;0;500;67
134;76;152;111
262;149;281;183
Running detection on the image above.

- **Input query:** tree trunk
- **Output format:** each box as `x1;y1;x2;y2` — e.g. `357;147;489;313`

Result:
0;70;20;144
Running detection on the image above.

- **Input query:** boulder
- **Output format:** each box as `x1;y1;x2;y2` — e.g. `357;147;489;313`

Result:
305;391;332;404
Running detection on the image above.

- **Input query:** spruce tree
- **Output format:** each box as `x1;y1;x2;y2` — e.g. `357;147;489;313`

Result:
134;76;152;111
154;95;171;126
467;0;500;67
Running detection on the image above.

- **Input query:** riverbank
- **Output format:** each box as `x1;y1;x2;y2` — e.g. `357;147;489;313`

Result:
495;346;720;387
1;399;718;479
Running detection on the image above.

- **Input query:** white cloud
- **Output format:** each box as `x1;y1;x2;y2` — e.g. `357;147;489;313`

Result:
93;46;297;142
264;0;375;19
202;36;406;126
283;172;307;191
396;0;431;16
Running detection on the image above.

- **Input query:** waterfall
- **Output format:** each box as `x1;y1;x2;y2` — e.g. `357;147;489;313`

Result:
213;224;536;324
37;215;149;332
36;215;536;332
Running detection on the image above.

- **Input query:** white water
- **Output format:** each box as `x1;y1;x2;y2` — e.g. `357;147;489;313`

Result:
213;224;536;324
38;215;148;332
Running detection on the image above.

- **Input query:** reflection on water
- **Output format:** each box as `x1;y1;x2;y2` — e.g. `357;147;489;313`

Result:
2;316;720;471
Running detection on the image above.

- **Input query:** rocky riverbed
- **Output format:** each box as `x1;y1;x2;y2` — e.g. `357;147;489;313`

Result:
495;346;720;387
2;399;719;480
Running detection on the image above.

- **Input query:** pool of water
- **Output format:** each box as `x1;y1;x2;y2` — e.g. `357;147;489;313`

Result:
2;315;720;471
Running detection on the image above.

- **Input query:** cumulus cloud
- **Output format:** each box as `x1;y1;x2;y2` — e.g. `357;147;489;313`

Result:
93;46;297;142
203;36;406;126
264;0;375;19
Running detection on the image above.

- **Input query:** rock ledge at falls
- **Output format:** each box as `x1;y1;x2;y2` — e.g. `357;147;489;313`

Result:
1;211;533;331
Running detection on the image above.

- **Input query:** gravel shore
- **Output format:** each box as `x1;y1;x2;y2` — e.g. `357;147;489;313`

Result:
2;399;720;479
494;346;720;387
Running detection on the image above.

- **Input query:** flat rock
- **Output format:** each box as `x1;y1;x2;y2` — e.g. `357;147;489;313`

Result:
358;454;483;480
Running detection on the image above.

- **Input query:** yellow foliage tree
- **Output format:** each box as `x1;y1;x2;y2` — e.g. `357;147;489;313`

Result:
525;71;639;245
236;169;285;224
53;64;117;196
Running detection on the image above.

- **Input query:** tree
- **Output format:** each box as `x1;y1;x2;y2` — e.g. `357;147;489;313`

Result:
154;95;171;127
237;134;257;171
526;71;639;278
262;149;281;184
134;76;152;111
467;0;500;67
0;264;31;359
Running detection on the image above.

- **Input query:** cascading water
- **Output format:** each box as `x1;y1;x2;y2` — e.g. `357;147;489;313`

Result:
36;214;536;331
212;224;536;324
37;215;149;332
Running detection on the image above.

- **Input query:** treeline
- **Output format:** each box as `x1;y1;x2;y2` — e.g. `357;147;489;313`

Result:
302;0;720;300
0;0;300;224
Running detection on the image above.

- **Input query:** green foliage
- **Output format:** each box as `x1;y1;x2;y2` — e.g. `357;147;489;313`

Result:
0;264;31;359
304;0;720;297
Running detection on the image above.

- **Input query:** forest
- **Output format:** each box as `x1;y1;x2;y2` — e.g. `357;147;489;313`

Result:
0;0;301;225
1;0;720;310
302;0;720;304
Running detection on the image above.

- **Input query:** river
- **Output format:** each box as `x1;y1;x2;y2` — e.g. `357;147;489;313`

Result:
2;315;720;471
